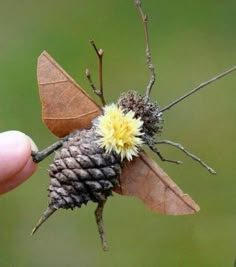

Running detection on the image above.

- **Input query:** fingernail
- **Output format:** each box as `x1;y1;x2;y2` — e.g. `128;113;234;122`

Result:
25;135;38;153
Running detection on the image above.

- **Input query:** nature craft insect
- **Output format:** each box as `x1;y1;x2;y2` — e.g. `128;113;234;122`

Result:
31;0;236;250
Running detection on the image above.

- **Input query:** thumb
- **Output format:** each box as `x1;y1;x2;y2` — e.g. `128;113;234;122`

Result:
0;131;38;194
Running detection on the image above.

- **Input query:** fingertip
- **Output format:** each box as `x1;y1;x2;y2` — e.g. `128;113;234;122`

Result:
0;131;38;194
0;156;38;194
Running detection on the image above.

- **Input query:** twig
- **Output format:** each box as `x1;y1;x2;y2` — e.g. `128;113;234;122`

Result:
86;69;100;95
145;136;182;164
31;206;57;235
86;40;106;106
156;139;216;174
95;200;108;251
160;65;236;112
135;0;156;97
31;135;70;163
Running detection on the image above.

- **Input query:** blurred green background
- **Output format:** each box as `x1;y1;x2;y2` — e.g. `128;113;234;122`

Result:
0;0;235;266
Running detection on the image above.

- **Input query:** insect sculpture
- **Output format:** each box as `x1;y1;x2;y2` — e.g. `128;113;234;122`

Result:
31;0;236;250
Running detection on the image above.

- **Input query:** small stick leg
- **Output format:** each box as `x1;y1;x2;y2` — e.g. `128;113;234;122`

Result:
156;140;216;174
146;138;181;164
31;135;70;163
86;40;106;106
95;199;108;251
160;65;236;112
135;0;156;97
31;206;57;235
85;69;99;95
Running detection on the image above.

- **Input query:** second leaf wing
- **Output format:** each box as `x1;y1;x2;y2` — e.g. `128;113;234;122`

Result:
115;151;200;215
37;51;102;137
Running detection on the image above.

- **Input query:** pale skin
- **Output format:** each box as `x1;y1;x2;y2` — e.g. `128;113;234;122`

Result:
0;131;38;194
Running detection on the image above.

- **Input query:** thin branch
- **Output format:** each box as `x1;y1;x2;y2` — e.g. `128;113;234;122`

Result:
31;206;57;235
135;0;156;97
90;40;104;98
86;40;106;106
86;68;100;95
90;40;100;57
31;135;70;163
145;136;181;164
156;139;216;174
95;200;108;251
160;65;236;112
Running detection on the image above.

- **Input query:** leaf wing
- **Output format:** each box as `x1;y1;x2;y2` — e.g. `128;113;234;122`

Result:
37;51;102;137
115;151;200;215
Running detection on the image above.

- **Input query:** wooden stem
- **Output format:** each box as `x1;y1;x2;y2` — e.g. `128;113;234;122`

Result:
156;140;216;174
135;0;156;97
95;200;108;251
31;135;70;163
86;40;106;106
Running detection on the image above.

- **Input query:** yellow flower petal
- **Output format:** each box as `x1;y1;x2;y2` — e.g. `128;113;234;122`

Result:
95;104;143;160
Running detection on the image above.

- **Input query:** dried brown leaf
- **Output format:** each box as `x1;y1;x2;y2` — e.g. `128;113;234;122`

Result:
115;151;200;215
37;51;102;137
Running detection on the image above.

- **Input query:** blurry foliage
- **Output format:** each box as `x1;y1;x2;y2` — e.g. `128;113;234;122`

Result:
0;0;235;266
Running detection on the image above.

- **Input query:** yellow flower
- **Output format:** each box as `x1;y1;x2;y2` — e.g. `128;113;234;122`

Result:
95;104;143;160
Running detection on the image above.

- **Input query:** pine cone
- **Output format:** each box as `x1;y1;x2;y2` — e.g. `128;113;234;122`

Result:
118;90;163;137
32;126;122;234
48;127;121;209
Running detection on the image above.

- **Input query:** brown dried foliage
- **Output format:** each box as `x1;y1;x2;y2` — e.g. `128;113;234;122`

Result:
114;152;199;214
37;51;102;137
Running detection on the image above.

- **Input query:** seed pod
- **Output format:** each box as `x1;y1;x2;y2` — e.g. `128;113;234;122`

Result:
118;90;163;137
